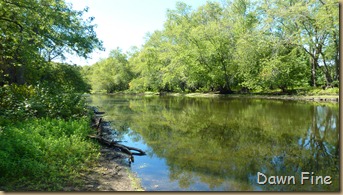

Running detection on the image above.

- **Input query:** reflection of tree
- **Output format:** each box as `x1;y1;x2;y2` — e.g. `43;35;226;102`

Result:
257;104;339;191
294;105;339;189
87;95;137;139
89;95;339;191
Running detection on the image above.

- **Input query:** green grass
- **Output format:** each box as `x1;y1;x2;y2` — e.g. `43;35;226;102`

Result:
0;117;100;191
250;87;339;96
304;87;339;95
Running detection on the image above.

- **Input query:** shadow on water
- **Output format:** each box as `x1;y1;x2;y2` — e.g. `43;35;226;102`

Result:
87;95;339;191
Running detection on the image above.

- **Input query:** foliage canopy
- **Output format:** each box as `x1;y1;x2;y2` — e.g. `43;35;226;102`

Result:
83;0;339;94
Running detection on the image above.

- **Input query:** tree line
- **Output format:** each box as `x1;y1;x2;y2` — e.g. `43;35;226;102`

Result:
83;0;339;94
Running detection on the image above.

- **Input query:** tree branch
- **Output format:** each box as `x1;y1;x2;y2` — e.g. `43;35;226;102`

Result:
0;17;23;32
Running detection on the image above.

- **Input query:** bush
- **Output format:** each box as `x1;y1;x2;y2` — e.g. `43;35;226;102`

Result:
0;118;99;191
0;81;98;191
0;83;88;120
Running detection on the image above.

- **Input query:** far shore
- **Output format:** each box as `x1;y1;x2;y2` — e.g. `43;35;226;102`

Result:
170;93;339;102
86;91;339;103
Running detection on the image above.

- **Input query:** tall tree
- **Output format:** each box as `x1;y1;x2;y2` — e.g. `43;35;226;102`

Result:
129;31;167;92
261;0;339;87
86;48;133;93
0;0;103;85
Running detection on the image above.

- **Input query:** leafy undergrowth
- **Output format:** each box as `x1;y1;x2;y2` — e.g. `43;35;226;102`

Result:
0;117;100;191
0;83;88;120
0;84;100;191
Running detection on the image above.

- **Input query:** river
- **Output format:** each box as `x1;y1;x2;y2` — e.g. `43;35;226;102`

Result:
87;94;339;191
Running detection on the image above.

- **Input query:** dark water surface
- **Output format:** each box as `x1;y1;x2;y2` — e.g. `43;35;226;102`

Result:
87;94;339;191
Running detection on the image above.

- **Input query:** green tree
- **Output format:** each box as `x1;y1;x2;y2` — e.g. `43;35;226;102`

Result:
0;0;103;85
86;48;133;93
84;0;339;94
229;0;266;91
129;31;167;92
260;47;310;92
41;63;91;93
162;1;237;93
261;0;339;87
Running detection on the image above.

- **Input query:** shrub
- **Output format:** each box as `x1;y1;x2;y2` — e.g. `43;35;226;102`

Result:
0;83;88;120
0;118;99;191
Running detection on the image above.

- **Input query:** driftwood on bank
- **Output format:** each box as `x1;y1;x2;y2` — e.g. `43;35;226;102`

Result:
88;107;146;163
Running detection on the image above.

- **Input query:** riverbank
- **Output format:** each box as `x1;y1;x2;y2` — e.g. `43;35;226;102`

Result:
0;86;144;192
64;147;143;191
174;93;339;102
74;108;144;191
96;91;339;103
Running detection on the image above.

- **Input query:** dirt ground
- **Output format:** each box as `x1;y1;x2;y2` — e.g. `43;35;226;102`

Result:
63;112;144;192
64;148;144;191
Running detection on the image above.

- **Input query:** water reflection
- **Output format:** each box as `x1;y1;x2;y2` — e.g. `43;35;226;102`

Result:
88;95;339;191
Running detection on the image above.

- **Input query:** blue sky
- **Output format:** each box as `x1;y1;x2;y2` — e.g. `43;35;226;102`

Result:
64;0;213;65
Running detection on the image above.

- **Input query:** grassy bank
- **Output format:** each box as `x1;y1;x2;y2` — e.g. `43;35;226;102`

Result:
0;84;101;191
180;87;340;102
0;83;145;191
0;117;100;191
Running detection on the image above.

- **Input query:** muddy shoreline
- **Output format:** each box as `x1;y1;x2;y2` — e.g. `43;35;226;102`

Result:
71;108;144;191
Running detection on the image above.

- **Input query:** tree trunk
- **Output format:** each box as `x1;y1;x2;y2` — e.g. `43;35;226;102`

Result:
335;53;339;82
333;37;339;83
221;57;233;94
322;57;333;87
310;57;316;87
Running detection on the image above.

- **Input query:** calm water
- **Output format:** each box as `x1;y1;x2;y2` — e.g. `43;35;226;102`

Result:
87;94;339;191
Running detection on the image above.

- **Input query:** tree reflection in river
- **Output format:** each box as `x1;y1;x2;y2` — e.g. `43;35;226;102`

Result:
88;95;339;191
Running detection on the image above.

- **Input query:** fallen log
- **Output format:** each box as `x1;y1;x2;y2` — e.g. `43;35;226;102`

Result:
94;111;106;115
124;145;146;156
89;108;146;164
89;135;146;163
98;138;134;161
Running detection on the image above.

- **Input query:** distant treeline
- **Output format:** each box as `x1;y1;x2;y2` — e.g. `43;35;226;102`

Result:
83;0;339;94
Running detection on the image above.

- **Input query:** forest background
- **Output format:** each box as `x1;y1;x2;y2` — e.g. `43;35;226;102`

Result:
82;0;339;95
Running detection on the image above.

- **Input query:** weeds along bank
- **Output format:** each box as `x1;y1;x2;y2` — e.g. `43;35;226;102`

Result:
0;84;100;191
